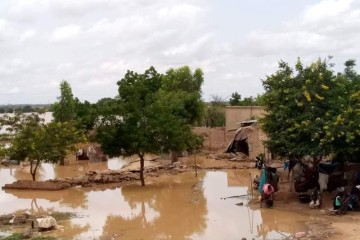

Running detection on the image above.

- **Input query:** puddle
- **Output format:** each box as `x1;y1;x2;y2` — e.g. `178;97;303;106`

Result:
0;164;311;240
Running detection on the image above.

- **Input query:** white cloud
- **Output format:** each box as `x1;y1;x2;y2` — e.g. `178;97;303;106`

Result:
8;87;20;94
0;0;359;103
157;3;203;19
100;61;128;73
162;34;213;56
0;19;6;30
8;0;48;21
303;0;354;23
51;24;82;42
56;62;73;71
19;29;36;42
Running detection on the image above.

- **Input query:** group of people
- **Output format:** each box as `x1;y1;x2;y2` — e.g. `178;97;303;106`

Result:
254;155;277;208
332;186;360;215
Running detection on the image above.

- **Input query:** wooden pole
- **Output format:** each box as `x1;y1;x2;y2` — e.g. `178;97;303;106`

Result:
194;155;198;177
249;172;253;199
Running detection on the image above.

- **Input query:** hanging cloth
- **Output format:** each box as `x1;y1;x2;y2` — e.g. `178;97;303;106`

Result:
318;172;329;191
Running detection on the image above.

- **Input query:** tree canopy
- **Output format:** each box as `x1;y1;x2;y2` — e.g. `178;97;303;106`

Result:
52;80;76;123
0;113;84;180
261;57;360;163
96;66;204;186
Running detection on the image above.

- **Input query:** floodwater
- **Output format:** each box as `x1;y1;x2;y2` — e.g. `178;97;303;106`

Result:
0;160;312;240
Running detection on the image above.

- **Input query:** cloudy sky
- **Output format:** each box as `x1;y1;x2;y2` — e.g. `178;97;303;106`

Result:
0;0;359;104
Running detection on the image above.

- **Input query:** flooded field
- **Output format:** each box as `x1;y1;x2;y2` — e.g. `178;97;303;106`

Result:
0;159;312;240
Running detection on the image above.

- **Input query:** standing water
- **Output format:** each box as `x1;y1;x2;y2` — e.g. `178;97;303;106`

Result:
0;161;310;240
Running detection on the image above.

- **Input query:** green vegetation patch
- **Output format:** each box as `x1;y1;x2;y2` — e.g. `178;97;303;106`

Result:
31;237;57;240
2;233;23;240
49;211;76;221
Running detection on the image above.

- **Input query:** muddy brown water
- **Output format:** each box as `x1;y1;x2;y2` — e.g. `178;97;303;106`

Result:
1;159;311;240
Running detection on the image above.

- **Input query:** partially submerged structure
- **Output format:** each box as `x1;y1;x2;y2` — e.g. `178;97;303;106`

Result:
76;144;107;162
225;120;268;160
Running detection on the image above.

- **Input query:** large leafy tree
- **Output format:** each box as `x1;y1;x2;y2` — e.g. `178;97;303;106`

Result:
52;80;76;123
162;66;205;125
261;58;346;163
321;60;360;162
0;113;84;180
96;66;203;186
53;81;97;133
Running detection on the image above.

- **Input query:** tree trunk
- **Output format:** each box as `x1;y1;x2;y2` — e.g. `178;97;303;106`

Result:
194;155;198;177
30;159;40;181
171;151;178;163
60;157;65;166
139;153;145;186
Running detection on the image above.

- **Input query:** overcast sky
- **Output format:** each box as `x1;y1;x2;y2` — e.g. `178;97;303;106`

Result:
1;0;359;104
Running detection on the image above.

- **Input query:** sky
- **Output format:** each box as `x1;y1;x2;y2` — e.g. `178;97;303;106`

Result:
1;0;360;104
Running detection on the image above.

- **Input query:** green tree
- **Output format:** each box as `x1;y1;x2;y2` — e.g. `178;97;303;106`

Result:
321;60;360;162
261;58;345;163
96;67;203;186
52;81;76;123
162;66;205;125
0;113;84;180
74;98;97;131
229;92;241;106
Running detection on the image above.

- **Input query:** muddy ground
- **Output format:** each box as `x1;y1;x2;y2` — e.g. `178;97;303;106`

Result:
1;151;359;240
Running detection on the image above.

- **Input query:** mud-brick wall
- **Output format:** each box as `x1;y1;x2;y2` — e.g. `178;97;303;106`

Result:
193;127;234;150
225;106;265;131
247;126;268;160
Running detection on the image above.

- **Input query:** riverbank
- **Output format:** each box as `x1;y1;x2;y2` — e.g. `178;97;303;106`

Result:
2;153;256;191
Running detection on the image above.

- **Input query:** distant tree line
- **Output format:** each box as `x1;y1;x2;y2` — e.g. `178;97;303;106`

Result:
200;93;264;128
0;104;51;113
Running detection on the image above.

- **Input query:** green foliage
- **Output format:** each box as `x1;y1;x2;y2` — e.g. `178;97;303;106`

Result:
203;106;225;127
96;66;204;185
52;80;76;123
0;104;50;114
49;211;76;221
229;92;241;106
74;98;97;131
162;66;205;124
201;95;226;127
0;113;84;179
229;92;264;106
261;57;360;163
2;233;23;240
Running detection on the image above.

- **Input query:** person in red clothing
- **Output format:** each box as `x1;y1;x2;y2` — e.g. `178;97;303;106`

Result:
261;183;274;208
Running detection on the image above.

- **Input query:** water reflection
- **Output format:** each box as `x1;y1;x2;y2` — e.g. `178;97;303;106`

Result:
101;173;208;239
2;157;128;183
0;166;311;239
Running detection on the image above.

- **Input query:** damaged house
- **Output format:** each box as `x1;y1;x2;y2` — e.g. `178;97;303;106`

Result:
226;120;268;160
